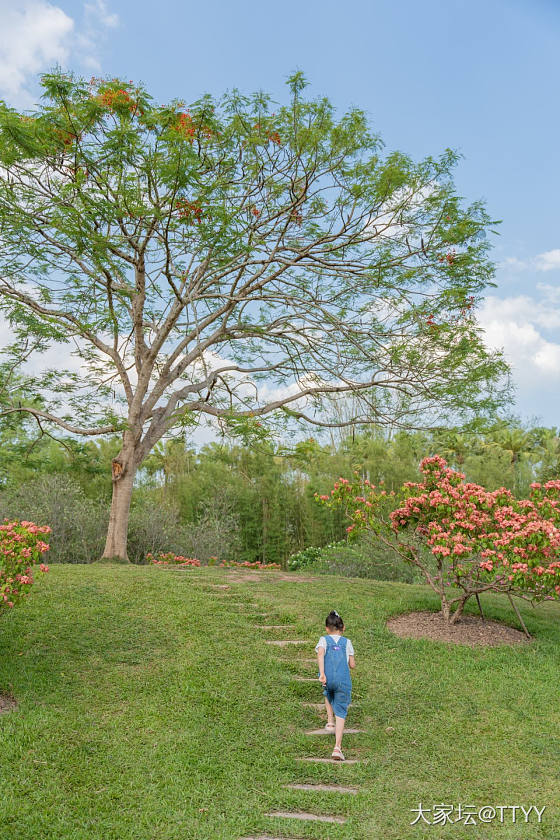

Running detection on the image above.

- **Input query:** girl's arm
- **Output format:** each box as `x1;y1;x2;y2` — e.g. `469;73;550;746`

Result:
349;654;356;669
317;646;327;683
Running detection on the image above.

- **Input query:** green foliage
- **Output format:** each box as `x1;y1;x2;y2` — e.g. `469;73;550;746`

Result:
0;68;508;462
0;418;557;570
286;545;323;571
0;474;107;564
318;536;425;583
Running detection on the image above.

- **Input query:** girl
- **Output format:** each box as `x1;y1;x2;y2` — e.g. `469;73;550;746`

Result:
315;610;355;761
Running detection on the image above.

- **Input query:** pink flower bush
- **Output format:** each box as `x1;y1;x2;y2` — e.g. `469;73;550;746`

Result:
147;552;280;570
318;456;560;626
0;520;51;612
147;552;200;567
217;560;281;569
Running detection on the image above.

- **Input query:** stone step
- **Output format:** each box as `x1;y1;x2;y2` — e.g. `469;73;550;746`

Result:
305;728;365;735
255;625;295;630
240;836;301;840
265;640;308;646
295;756;360;765
264;811;346;824
285;783;358;794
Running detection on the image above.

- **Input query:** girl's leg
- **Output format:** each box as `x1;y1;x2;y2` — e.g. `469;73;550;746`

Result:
324;696;335;726
334;714;346;750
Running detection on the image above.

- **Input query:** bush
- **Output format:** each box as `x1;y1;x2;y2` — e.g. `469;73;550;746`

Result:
178;494;242;564
287;546;323;571
147;552;200;567
0;475;107;564
287;536;425;582
318;537;424;582
127;496;187;563
321;456;560;624
0;519;51;611
128;490;242;564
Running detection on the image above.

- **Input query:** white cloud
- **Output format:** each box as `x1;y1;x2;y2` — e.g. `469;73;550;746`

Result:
478;294;560;385
84;0;118;29
499;249;560;274
535;249;560;272
498;256;529;272
536;282;560;304
0;0;119;108
0;1;74;107
76;0;119;71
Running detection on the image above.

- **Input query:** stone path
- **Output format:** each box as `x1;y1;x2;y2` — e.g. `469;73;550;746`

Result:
255;625;295;630
213;578;364;837
305;727;365;735
265;639;307;646
296;756;360;765
240;836;300;840
285;783;358;794
264;811;347;824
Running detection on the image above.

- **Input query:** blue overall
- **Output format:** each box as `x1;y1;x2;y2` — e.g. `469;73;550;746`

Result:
319;635;352;719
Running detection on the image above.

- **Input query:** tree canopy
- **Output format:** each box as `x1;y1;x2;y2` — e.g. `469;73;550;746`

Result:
0;70;508;559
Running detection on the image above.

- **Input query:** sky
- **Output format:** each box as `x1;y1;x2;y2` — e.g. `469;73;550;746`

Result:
0;0;559;432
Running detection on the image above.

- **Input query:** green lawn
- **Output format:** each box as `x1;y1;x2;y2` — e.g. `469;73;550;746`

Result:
0;564;559;840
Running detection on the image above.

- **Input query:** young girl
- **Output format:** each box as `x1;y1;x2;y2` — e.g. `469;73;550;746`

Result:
315;610;355;761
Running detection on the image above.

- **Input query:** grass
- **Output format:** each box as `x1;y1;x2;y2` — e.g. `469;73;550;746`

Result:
0;563;559;840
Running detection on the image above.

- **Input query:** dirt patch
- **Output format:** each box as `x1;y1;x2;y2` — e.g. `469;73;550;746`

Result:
0;692;17;714
225;571;318;583
386;610;531;647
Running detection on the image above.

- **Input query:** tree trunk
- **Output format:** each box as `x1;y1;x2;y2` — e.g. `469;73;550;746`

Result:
440;599;450;623
449;595;469;625
99;444;138;563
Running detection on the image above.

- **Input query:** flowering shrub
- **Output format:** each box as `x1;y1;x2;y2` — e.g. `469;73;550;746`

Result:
287;546;323;571
147;552;200;567
217;560;281;569
0;520;51;611
147;552;280;569
318;456;560;628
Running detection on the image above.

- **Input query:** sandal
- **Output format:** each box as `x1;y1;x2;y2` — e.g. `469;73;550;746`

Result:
331;746;345;761
325;722;335;732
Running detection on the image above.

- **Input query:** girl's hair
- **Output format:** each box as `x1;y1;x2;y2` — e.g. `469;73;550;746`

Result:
325;610;344;631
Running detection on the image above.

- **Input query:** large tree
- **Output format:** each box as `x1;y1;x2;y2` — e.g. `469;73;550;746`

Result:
0;71;507;561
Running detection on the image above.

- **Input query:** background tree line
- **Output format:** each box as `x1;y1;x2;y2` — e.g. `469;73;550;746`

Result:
1;419;558;573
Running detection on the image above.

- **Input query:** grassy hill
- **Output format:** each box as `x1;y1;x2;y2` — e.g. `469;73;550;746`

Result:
1;564;559;840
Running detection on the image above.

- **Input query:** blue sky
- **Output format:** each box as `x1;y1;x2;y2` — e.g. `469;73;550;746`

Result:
1;0;559;429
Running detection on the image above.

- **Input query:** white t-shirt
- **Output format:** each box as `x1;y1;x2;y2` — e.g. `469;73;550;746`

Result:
315;634;355;663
